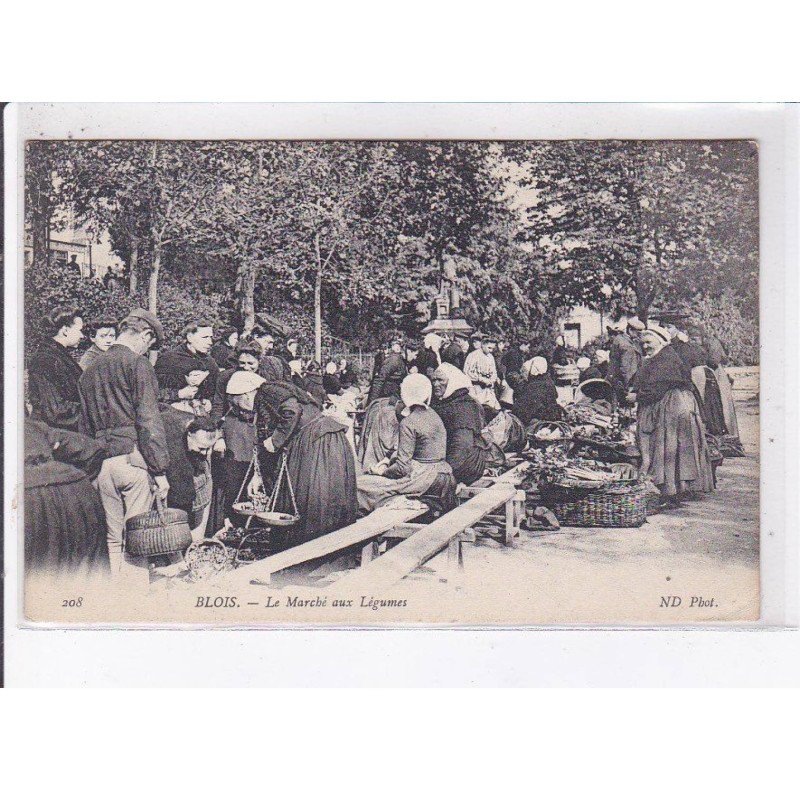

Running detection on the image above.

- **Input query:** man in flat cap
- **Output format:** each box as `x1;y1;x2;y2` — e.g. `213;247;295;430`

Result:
79;308;170;580
608;317;644;405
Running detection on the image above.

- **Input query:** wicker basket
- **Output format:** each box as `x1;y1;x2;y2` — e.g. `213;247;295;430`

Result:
527;420;573;449
125;493;193;557
539;480;648;528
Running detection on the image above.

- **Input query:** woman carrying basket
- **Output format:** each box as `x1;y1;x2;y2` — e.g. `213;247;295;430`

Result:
255;363;357;549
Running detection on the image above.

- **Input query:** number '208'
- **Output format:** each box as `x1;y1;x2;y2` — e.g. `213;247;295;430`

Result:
62;598;83;607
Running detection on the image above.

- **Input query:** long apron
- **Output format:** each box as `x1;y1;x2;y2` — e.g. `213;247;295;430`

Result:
357;459;453;514
637;388;714;497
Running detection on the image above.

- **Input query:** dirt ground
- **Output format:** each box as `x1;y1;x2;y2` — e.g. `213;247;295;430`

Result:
412;370;761;626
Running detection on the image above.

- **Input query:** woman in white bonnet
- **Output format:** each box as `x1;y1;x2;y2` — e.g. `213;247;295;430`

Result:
633;325;714;504
356;374;454;513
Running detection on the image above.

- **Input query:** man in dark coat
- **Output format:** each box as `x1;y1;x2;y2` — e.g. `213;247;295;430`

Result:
441;333;469;371
252;327;293;383
27;305;85;431
501;340;529;377
608;319;644;403
160;406;218;515
79;308;170;577
155;320;220;405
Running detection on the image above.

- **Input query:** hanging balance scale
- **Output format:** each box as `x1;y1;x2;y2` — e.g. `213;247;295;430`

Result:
232;446;301;528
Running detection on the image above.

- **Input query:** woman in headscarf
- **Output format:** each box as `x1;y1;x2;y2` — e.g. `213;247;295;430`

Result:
633;325;714;504
356;374;453;513
206;342;263;532
431;363;488;485
256;366;357;547
511;356;563;426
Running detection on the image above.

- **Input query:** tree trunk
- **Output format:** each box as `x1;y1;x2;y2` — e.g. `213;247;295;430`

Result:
31;211;49;271
148;243;161;314
129;237;139;298
235;259;257;337
314;232;323;365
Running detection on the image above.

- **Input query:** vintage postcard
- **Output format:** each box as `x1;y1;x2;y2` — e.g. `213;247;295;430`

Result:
5;103;785;628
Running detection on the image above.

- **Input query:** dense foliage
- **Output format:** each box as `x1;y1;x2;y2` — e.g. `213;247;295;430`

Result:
24;138;759;362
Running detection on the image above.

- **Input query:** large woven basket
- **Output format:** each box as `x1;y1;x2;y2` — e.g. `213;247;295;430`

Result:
125;493;193;557
539;480;648;528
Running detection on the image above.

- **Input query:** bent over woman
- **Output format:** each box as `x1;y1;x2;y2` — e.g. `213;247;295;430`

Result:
256;374;357;548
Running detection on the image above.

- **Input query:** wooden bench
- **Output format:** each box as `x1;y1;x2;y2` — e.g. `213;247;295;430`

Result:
329;482;523;593
227;504;427;587
229;461;531;589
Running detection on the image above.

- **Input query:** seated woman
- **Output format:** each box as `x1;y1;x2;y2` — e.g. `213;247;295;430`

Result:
357;374;454;514
256;370;357;548
512;356;563;425
431;363;487;486
24;418;109;580
633;326;714;505
357;396;401;473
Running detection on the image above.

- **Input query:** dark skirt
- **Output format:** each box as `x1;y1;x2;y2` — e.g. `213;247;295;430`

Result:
206;453;255;534
357;398;399;472
637;388;715;497
277;416;358;547
701;367;728;437
25;477;110;578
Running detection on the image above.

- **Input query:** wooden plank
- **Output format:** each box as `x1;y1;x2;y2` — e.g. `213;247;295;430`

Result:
456;462;530;498
230;505;426;585
329;484;517;593
381;523;426;540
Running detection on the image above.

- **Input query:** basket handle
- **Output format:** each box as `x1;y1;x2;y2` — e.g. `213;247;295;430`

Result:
151;480;168;524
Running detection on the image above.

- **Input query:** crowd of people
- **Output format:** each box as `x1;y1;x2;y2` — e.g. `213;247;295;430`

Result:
24;302;743;586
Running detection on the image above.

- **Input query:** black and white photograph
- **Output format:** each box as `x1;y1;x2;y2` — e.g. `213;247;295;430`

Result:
9;118;766;626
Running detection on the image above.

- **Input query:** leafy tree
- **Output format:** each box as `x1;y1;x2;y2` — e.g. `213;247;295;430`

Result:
503;139;758;321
